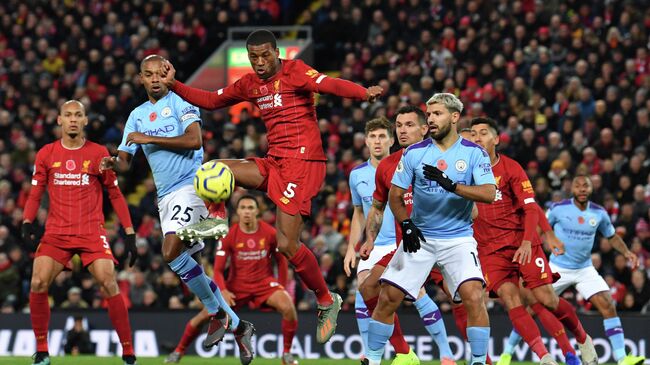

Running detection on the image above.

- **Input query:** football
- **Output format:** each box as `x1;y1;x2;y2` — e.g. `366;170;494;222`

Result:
194;161;235;203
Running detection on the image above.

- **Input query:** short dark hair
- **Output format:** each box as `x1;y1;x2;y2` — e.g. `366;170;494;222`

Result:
470;117;499;135
365;116;394;136
246;30;277;49
237;194;259;208
395;105;426;126
140;54;166;71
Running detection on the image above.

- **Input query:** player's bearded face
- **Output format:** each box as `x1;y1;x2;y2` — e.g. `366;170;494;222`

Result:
247;43;280;80
572;178;592;203
426;104;456;141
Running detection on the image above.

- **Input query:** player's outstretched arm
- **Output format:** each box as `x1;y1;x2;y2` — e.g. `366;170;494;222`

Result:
100;151;133;173
160;61;245;110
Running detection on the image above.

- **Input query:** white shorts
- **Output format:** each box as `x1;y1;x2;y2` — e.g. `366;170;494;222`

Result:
357;243;397;273
380;236;484;302
549;262;609;300
158;185;209;236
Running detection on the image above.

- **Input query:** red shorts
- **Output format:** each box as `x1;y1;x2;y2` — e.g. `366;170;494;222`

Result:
480;245;555;293
228;277;284;310
249;156;325;216
37;232;117;268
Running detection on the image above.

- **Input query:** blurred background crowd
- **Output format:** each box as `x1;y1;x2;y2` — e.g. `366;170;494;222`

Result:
1;0;650;315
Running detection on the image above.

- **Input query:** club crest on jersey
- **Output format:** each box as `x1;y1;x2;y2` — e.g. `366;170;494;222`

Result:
82;160;91;172
65;160;76;171
494;176;502;187
589;217;597;227
455;159;467;172
437;159;448;171
161;107;172;118
274;80;281;92
149;112;157;122
246;239;256;249
259;238;266;248
396;161;404;172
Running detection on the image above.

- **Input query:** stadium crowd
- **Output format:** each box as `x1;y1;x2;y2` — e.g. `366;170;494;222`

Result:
1;0;650;316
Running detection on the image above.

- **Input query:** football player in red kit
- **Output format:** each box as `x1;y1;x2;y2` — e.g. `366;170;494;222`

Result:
165;195;299;365
470;117;597;365
159;29;383;343
22;100;138;365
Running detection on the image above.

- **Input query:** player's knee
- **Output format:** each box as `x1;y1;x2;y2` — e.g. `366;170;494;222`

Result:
359;277;379;299
539;293;559;311
99;277;119;296
162;248;178;263
30;277;48;292
461;285;486;309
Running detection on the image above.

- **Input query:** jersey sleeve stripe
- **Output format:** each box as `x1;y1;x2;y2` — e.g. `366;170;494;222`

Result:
315;75;327;84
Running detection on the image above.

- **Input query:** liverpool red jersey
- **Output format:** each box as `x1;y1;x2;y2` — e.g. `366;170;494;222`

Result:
172;59;368;161
373;149;413;245
23;140;132;235
214;221;288;290
473;154;539;255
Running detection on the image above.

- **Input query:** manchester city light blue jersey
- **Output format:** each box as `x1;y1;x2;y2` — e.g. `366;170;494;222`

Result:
349;161;396;246
118;91;203;199
548;199;616;269
392;137;495;238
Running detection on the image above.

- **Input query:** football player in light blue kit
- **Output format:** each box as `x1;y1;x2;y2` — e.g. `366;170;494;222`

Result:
363;93;496;365
102;55;254;363
344;117;398;359
503;175;645;365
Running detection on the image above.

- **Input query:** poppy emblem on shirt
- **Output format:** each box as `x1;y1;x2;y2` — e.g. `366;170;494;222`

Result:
149;112;157;122
161;107;172;118
437;159;448;171
65;160;76;171
260;85;268;95
247;239;256;249
578;216;585;224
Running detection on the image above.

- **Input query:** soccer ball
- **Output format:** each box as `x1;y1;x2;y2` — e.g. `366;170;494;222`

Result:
194;161;235;203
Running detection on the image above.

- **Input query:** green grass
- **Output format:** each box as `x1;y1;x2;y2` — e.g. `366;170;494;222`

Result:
0;357;542;365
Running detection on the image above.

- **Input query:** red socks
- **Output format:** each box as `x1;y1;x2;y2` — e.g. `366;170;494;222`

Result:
551;298;587;344
364;296;409;355
289;244;332;306
451;304;468;340
207;202;226;219
107;294;135;356
30;292;50;353
175;322;201;354
509;306;548;358
531;303;576;355
282;319;298;353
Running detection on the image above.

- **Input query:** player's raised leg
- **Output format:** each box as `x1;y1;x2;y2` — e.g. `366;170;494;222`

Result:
177;159;264;240
87;258;136;365
29;256;65;365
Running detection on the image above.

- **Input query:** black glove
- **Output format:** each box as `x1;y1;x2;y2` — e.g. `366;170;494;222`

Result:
400;219;425;253
423;164;457;192
124;234;138;267
21;222;36;250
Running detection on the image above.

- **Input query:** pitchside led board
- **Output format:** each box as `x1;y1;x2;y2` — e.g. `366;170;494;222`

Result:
227;45;300;82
